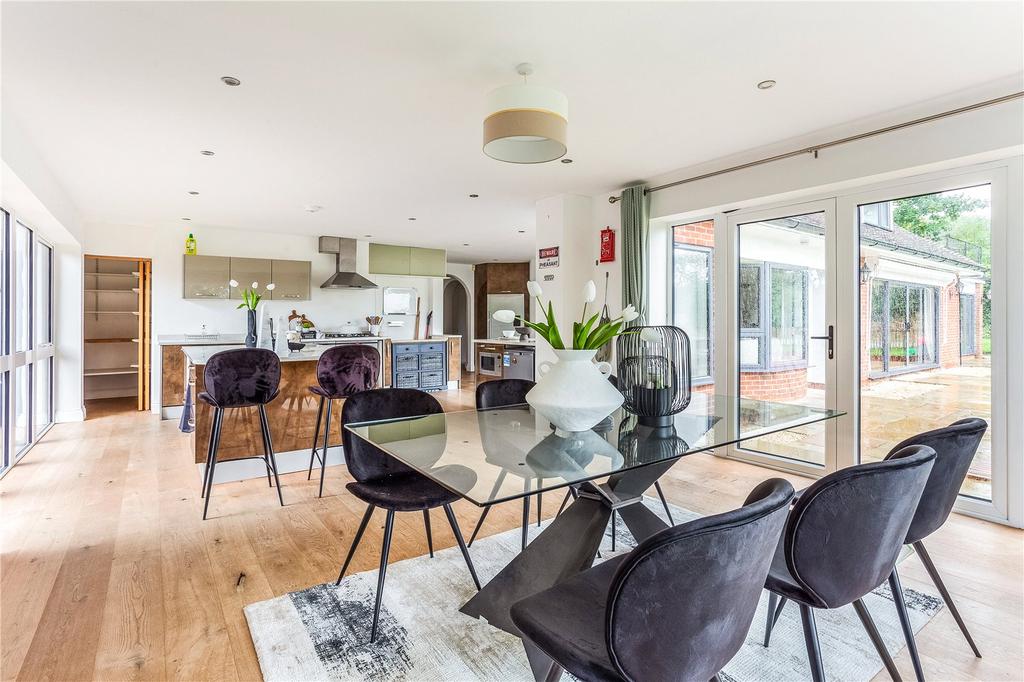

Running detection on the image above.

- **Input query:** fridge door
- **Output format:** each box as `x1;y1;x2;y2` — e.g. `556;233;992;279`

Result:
487;293;525;338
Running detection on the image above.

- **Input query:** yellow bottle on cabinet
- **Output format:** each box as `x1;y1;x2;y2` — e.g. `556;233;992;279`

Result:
185;233;197;255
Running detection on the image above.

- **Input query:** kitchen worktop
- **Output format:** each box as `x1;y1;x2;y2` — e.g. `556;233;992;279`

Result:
158;334;246;346
182;339;383;366
473;338;536;346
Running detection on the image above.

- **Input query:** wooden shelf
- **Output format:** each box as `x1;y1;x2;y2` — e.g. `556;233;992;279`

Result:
84;272;139;278
84;310;140;315
84;366;138;377
85;338;139;344
85;288;140;293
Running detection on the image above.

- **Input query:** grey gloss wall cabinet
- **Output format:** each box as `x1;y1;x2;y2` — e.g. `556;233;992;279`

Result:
183;255;312;300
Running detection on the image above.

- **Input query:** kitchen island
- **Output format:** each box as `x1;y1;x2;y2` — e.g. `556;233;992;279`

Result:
183;341;383;481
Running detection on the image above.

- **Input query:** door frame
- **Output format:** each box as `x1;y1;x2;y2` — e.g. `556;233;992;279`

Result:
718;197;846;478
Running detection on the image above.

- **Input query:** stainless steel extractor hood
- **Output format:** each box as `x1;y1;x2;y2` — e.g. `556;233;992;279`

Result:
318;236;378;289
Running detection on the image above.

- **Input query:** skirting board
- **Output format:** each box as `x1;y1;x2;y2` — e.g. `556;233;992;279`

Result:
161;405;184;420
199;445;346;485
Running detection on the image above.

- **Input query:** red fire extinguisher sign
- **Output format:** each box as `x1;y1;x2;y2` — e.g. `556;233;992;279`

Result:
599;227;615;263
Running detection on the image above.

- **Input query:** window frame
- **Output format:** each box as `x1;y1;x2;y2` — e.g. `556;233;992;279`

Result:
739;260;811;372
670;241;714;384
867;277;941;379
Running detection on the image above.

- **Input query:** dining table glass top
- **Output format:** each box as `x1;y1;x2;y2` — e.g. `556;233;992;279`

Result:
345;394;844;507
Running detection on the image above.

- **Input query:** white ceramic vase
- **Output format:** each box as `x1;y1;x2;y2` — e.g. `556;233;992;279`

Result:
526;349;624;433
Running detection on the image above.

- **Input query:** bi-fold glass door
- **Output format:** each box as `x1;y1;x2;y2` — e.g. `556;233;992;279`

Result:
722;199;843;476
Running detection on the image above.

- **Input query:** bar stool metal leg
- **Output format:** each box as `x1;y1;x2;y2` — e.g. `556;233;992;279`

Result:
202;408;224;520
318;399;333;498
258;404;284;507
369;509;396;643
307;396;325;480
201;407;223;499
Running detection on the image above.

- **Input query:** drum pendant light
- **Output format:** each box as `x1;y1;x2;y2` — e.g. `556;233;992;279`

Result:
483;63;568;164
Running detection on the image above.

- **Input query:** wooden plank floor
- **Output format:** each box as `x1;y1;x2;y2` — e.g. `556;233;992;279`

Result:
2;389;1021;681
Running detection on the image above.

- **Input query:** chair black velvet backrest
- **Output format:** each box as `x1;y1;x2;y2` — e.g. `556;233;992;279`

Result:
202;348;281;408
316;344;380;398
884;418;987;544
605;478;795;681
785;445;936;609
340;388;443;482
476;379;535;409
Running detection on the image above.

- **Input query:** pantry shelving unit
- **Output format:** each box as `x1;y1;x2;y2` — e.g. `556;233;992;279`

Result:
83;255;152;411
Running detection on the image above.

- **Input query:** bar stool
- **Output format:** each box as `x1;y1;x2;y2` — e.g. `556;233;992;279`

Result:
200;347;284;520
306;344;381;498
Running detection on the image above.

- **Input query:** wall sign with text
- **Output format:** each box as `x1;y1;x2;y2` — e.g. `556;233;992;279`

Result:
538;246;560;269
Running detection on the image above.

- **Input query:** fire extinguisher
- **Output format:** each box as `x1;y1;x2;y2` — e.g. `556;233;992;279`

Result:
599;227;615;263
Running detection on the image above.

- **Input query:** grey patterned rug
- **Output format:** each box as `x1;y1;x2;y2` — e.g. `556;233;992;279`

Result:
244;499;942;681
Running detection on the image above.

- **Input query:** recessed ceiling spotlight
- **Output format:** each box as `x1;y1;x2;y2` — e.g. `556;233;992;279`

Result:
517;229;526;234
364;234;373;238
462;243;470;246
408;217;417;221
220;76;241;87
182;217;191;221
304;204;323;213
757;79;777;90
187;190;200;196
560;158;573;164
469;194;479;198
200;150;215;156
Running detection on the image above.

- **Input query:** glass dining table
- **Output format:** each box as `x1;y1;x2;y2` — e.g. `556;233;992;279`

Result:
345;393;843;671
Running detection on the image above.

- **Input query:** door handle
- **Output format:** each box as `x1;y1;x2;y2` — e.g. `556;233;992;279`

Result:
810;325;834;359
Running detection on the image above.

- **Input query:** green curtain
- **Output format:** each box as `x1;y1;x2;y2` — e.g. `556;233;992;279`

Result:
620;184;650;326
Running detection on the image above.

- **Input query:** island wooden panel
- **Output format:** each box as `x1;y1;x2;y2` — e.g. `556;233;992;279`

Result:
382;339;392;387
161;345;185;407
190;358;343;463
447;337;461;384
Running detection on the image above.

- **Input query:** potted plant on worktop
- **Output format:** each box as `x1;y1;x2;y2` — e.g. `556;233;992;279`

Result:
230;280;275;347
492;280;657;433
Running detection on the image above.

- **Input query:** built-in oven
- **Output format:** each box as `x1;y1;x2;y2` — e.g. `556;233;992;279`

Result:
477;344;504;379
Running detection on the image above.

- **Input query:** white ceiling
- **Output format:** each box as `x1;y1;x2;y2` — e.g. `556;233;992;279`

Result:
3;1;1021;263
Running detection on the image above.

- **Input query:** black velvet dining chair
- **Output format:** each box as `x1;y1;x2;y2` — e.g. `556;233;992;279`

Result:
510;477;795;682
199;348;283;520
335;388;481;643
760;445;936;682
306;344;380;498
879;418;988;680
467;379;540;550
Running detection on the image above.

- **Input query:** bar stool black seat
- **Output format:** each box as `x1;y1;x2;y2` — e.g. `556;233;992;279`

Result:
199;347;283;520
306;344;380;497
761;445;936;682
335;388;482;643
510;478;795;682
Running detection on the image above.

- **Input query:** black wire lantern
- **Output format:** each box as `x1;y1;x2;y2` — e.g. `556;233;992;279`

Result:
615;325;692;430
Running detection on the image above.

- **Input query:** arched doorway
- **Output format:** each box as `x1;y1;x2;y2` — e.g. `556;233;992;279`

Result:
443;277;471;377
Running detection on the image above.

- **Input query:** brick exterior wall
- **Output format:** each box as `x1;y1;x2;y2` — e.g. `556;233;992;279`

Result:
738;368;809;401
673;220;715;248
939;282;961;369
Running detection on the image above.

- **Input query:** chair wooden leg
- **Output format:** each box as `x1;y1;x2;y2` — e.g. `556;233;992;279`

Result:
799;604;826;682
914;540;981;658
318;399;332;498
369;509;396;643
443;504;481;590
889;569;925;681
258;404;284;507
201;409;224;520
853;598;902;681
423;509;434;558
307;396;324;480
467;505;491;547
336;504;374;585
654;481;675;525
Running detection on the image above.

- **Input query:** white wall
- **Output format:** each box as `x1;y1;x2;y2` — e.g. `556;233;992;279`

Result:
444;262;475;371
85;222;453;412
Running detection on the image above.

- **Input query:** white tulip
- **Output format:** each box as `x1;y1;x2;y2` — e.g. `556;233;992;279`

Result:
229;279;239;288
492;309;517;324
527;281;543;298
265;282;276;291
252;281;259;289
639;327;661;343
582;280;597;303
622;308;640;322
